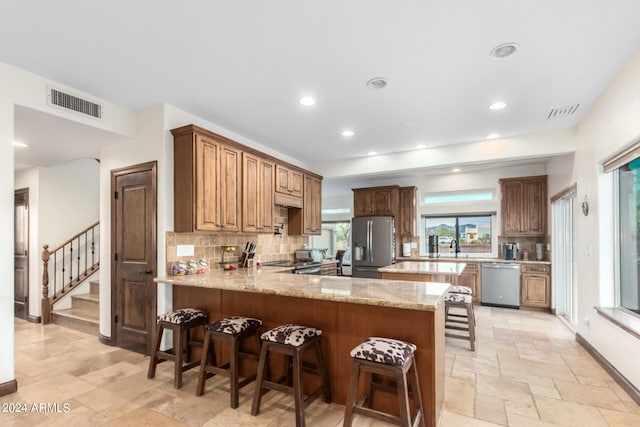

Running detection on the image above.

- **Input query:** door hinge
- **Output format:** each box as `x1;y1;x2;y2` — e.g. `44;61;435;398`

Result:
114;253;118;261
114;191;119;199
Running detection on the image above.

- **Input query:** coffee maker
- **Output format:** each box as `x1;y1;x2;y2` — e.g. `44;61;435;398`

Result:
502;242;519;260
428;235;439;258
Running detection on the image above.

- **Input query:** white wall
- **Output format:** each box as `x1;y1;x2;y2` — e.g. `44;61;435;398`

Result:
553;49;640;389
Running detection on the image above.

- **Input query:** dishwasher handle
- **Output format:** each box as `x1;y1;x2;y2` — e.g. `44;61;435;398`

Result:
481;262;520;270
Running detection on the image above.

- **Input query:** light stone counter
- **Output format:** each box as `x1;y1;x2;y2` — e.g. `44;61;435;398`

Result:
154;268;450;311
378;261;466;275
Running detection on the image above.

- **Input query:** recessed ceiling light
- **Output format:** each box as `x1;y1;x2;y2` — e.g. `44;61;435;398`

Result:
13;141;28;148
367;151;378;156
489;101;507;111
451;168;461;173
366;77;388;89
416;144;427;149
490;42;519;59
341;130;355;137
486;133;500;139
299;96;316;106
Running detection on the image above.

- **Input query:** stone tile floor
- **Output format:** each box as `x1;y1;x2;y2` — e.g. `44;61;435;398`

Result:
1;306;639;426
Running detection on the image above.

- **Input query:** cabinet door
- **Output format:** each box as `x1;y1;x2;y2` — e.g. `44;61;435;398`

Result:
242;152;260;233
303;175;322;234
523;178;546;235
373;189;395;216
195;135;222;231
275;165;290;194
459;262;480;302
290;169;303;197
399;187;416;236
275;165;303;197
353;190;374;217
521;274;550;308
259;159;274;232
219;145;241;232
501;180;523;234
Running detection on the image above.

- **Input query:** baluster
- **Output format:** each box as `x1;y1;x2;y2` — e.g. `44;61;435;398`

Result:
61;247;65;293
69;241;74;284
84;232;88;273
92;226;96;268
53;252;57;296
77;236;81;280
41;245;51;324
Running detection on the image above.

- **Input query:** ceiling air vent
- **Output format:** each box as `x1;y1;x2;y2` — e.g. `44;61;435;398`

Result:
48;87;102;119
547;103;580;120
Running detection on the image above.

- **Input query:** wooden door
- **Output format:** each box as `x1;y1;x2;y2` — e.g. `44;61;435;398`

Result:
373;189;395;216
14;188;29;320
521;274;550;308
501;180;524;234
111;162;157;355
353;190;374;217
220;145;241;232
289;169;303;197
399;186;416;236
523;177;546;235
242;153;260;232
259;159;274;232
196;135;222;231
303;175;322;234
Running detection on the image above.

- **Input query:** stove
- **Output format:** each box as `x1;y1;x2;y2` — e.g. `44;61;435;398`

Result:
262;259;322;275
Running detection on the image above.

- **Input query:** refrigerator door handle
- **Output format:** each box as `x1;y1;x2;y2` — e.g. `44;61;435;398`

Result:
368;220;373;263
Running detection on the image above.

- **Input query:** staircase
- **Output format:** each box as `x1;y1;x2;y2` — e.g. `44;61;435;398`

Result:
51;280;99;335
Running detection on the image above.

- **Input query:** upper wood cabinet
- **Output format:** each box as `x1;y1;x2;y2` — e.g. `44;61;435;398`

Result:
173;130;241;232
242;153;274;233
289;174;322;235
399;186;417;237
172;124;321;234
353;186;399;217
500;175;547;236
275;164;303;198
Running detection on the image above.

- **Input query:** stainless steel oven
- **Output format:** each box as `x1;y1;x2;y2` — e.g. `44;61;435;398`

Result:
292;263;322;275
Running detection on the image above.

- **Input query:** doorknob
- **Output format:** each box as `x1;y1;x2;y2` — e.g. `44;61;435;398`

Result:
145;270;153;275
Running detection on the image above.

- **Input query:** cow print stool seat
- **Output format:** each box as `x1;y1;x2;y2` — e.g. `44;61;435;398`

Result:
196;316;262;408
147;308;208;389
343;337;425;427
251;324;331;427
444;292;476;351
447;285;473;295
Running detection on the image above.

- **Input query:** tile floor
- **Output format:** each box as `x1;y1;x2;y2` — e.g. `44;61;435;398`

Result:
2;306;639;426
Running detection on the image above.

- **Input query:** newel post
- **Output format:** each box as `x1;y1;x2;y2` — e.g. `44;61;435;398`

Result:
41;244;51;324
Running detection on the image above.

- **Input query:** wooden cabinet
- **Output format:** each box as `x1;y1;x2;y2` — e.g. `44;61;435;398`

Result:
353;186;399;217
289;174;322;235
399;186;417;237
520;263;551;309
275;164;303;198
242;153;274;233
459;262;480;303
173;129;241;232
500;175;547;236
321;262;337;276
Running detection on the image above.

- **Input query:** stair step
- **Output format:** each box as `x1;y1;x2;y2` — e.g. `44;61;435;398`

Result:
90;280;99;296
51;308;99;335
71;292;99;312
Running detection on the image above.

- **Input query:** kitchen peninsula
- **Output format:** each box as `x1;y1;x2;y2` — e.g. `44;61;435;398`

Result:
154;269;450;426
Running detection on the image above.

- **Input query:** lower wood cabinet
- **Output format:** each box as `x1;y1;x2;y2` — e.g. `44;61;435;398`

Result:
520;263;551;309
321;262;337;276
458;262;480;303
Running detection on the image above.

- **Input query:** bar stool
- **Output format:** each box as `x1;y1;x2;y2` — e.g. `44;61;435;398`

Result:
251;324;331;427
444;293;476;351
196;316;262;408
147;308;208;389
343;337;425;427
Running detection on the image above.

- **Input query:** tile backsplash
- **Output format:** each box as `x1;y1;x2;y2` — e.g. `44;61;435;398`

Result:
166;207;308;273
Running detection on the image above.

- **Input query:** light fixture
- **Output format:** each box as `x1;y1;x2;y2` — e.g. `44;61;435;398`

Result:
415;144;427;149
13;141;28;148
451;168;461;173
341;130;355;137
489;101;507;111
367;151;378;156
490;42;519;59
366;77;388;89
299;96;316;106
486;133;500;139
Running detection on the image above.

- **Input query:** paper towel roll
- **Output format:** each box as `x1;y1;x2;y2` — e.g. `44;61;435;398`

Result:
402;243;411;257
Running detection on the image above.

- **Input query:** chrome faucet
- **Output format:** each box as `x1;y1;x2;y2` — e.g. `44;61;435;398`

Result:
450;239;461;257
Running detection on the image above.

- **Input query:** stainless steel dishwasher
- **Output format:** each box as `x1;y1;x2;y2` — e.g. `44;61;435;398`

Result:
481;262;521;308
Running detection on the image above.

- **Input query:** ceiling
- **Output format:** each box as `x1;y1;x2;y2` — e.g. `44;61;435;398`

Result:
4;1;640;174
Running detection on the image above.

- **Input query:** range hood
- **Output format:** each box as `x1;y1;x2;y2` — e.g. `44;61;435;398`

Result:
274;192;302;208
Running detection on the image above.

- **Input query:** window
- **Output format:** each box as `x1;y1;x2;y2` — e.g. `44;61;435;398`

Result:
422;215;493;255
309;221;351;257
617;159;640;315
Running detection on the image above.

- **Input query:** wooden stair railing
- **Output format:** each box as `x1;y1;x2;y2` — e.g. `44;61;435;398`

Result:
41;221;100;324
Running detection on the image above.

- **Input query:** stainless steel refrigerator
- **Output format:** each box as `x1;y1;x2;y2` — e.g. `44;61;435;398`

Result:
351;216;395;279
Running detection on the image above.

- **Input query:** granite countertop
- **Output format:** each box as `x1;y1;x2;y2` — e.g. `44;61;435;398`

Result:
397;256;552;265
378;261;467;275
154;269;450;311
